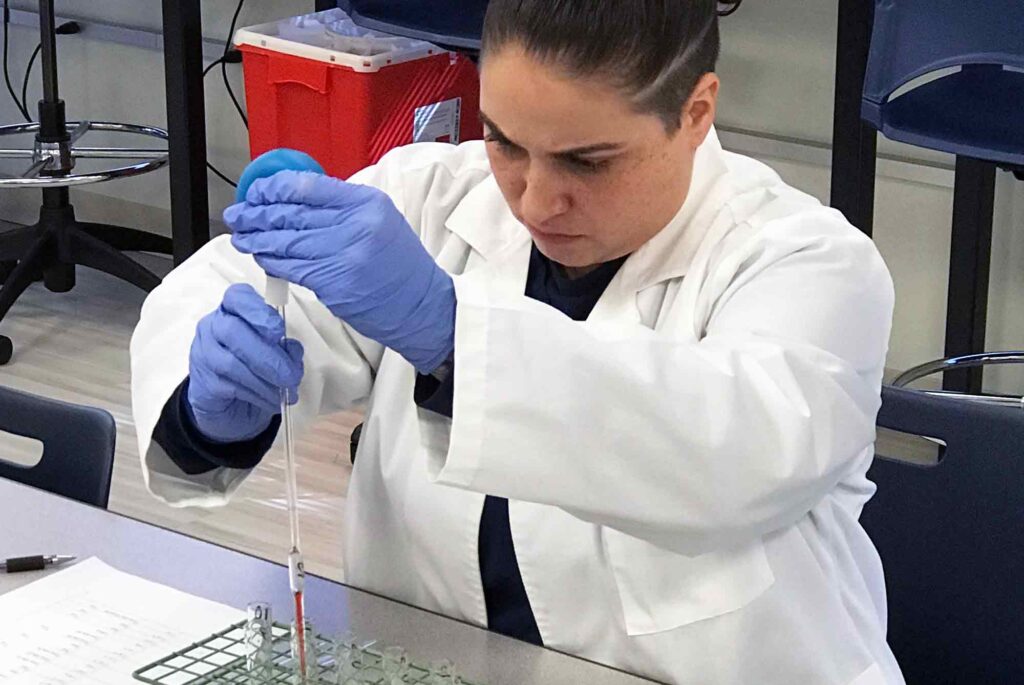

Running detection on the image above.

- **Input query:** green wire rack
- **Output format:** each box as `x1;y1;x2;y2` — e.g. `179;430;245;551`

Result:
131;620;478;684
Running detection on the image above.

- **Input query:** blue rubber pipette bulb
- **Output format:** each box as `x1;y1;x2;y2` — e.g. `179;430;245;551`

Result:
235;148;325;203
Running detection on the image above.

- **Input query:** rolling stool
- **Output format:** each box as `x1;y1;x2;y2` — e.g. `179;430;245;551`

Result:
0;0;171;365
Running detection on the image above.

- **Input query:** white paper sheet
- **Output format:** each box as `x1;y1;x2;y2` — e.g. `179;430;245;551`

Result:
0;557;245;684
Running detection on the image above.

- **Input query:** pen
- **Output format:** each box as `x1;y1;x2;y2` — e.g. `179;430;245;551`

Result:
1;555;76;573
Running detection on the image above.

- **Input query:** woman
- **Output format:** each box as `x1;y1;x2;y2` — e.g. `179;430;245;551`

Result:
132;1;903;683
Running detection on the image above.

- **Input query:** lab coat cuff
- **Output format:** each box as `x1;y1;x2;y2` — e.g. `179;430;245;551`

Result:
151;377;281;475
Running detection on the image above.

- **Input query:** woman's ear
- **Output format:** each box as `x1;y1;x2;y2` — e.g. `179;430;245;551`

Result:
681;73;720;148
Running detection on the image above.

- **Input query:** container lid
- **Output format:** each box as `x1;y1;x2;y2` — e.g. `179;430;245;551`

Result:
234;8;445;73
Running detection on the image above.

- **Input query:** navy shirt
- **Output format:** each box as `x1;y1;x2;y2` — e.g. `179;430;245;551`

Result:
411;245;627;646
153;243;626;646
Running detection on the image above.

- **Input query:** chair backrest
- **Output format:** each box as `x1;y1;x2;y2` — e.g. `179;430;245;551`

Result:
863;386;1024;683
0;386;116;508
341;0;488;51
863;0;1024;111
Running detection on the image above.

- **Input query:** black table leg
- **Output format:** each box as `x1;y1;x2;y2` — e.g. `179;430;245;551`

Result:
944;158;996;394
162;0;210;266
830;0;877;237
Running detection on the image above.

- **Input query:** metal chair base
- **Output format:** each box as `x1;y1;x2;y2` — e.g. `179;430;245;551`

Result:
0;190;172;365
0;0;171;365
0;120;168;188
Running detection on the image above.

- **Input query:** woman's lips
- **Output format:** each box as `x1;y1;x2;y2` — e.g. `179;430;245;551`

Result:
527;224;583;242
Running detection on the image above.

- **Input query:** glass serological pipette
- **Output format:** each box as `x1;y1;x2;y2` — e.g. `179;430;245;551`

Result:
265;275;308;678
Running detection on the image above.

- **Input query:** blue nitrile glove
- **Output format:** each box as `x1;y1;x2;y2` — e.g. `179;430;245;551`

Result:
187;283;304;443
225;171;456;375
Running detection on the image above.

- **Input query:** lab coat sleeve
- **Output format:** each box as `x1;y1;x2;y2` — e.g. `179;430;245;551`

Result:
132;142;491;507
130;235;382;507
427;212;895;555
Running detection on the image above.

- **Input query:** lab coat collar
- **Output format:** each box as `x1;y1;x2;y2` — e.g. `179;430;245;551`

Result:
444;173;525;261
444;127;732;292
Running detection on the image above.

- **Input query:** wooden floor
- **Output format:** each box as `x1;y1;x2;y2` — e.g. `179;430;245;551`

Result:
0;254;360;582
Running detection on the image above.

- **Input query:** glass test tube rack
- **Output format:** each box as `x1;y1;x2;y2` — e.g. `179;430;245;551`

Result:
131;613;474;685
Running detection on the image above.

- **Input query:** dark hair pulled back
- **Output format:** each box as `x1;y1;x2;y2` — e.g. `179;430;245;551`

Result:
482;0;736;132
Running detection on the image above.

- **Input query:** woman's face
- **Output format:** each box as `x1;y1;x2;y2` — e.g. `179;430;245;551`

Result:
479;45;719;268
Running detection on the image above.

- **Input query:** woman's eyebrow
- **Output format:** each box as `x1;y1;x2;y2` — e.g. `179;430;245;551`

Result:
480;112;513;141
480;111;625;155
553;142;625;156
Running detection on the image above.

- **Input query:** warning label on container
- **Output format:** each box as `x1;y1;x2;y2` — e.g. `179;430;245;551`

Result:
413;98;462;145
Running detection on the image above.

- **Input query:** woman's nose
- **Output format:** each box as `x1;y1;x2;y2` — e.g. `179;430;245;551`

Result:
519;165;571;226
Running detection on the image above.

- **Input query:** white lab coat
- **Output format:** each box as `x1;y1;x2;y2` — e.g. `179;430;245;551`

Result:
131;130;905;685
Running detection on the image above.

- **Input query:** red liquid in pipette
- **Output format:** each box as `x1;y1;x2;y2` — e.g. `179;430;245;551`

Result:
294;590;307;677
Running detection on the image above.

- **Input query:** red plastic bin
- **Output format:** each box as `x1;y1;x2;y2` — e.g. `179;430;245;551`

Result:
234;11;482;180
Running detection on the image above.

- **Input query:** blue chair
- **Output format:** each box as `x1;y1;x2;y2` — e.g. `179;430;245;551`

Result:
857;0;1024;394
862;0;1024;170
335;0;488;52
0;385;116;508
860;25;1024;680
864;361;1024;683
332;0;746;52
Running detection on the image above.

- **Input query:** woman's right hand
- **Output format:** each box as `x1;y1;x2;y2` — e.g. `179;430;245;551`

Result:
186;283;304;444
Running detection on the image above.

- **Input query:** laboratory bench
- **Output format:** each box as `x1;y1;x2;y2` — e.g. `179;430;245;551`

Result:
0;477;657;684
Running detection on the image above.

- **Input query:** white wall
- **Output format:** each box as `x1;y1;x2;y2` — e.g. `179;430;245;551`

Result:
1;0;1021;392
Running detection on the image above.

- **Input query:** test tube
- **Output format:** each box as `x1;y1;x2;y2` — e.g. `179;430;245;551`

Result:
245;602;274;684
291;618;319;683
381;646;410;685
330;631;358;684
427;659;462;685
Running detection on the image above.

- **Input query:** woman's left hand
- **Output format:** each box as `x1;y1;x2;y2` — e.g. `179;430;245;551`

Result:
225;171;455;375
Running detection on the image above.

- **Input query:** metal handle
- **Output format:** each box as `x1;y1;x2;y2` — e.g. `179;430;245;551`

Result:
892;351;1024;410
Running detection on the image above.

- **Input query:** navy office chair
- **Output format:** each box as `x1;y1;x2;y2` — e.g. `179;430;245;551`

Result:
862;0;1024;171
0;385;116;508
336;0;488;52
335;0;746;53
864;361;1024;684
860;0;1024;394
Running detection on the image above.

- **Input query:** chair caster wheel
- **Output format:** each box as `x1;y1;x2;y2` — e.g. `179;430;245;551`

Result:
0;336;12;365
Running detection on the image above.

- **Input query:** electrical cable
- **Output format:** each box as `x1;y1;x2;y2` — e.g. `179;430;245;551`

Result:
203;55;225;78
204;52;239;186
11;19;79;122
222;64;247;127
222;0;247;128
2;0;30;120
203;0;248;187
207;160;237;187
18;42;39;118
203;54;240;187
